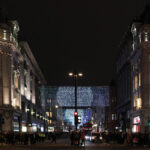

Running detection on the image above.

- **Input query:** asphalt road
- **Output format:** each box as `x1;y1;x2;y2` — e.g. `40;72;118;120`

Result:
0;137;149;150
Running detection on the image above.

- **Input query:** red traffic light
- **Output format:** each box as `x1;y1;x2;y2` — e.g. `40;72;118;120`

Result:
74;111;78;116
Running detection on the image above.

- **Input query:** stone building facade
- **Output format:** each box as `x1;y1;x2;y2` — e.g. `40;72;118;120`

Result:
105;82;118;132
0;18;48;133
116;26;132;132
130;7;150;133
117;6;150;133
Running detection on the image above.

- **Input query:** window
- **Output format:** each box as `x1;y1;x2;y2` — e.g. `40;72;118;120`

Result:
3;30;7;40
46;112;49;117
139;33;141;43
127;110;130;119
112;97;116;103
134;97;142;110
134;75;138;90
47;99;51;103
112;113;117;120
139;73;141;87
14;70;20;89
50;112;52;118
145;32;148;42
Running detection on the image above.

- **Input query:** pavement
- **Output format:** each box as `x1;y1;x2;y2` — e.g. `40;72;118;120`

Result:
0;137;150;150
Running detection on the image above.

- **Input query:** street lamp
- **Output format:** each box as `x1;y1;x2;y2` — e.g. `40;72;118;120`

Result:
55;105;59;109
68;71;83;130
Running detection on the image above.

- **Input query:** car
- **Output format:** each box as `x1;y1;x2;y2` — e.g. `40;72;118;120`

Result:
90;132;100;142
85;134;91;141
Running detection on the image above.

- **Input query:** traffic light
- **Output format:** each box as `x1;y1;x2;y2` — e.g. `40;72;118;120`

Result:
78;115;81;124
75;115;78;125
74;111;78;125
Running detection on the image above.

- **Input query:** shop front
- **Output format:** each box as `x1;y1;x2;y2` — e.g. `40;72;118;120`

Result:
13;116;20;132
21;121;27;132
132;116;140;133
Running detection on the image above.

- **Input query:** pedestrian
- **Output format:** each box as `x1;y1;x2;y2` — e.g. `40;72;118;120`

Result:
74;132;79;146
70;131;74;146
51;132;56;143
81;131;85;146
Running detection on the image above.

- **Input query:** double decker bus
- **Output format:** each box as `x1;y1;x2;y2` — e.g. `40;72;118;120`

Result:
83;123;92;140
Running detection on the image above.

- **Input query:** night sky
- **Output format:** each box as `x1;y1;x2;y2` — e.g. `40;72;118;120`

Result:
0;0;150;86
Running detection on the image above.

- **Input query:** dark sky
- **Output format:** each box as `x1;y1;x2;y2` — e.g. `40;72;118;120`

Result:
0;0;150;86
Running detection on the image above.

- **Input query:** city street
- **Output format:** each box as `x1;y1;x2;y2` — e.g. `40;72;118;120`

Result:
0;137;149;150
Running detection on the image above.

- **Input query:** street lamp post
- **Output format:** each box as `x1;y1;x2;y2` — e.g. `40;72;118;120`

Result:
69;71;83;130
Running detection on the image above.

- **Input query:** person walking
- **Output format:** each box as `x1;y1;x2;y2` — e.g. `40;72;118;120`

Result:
51;132;56;144
70;131;75;146
81;131;85;147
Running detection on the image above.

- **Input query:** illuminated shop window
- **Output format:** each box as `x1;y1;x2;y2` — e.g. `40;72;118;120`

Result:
132;116;140;133
132;125;140;133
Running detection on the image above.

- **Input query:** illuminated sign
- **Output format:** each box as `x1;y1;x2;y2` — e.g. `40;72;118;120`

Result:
22;126;27;132
48;126;54;132
133;116;140;124
132;125;140;133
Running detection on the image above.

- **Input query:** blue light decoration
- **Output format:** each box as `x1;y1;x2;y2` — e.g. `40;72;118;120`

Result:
55;86;109;125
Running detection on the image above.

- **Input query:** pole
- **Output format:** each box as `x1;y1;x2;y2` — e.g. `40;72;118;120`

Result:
74;73;77;130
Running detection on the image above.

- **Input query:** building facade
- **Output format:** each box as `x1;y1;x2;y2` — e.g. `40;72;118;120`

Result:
105;82;118;132
0;18;48;133
117;6;150;133
116;26;132;132
130;7;150;133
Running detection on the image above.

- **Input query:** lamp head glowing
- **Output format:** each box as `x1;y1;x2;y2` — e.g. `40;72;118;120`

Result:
69;72;73;76
78;73;83;77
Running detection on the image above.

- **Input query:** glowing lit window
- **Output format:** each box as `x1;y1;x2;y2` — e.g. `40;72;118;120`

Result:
112;113;116;120
50;112;52;118
139;33;141;43
47;99;51;103
145;32;148;42
137;98;142;109
14;73;19;88
48;120;52;124
3;30;7;40
139;73;141;87
134;97;142;110
134;76;138;90
46;112;50;117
